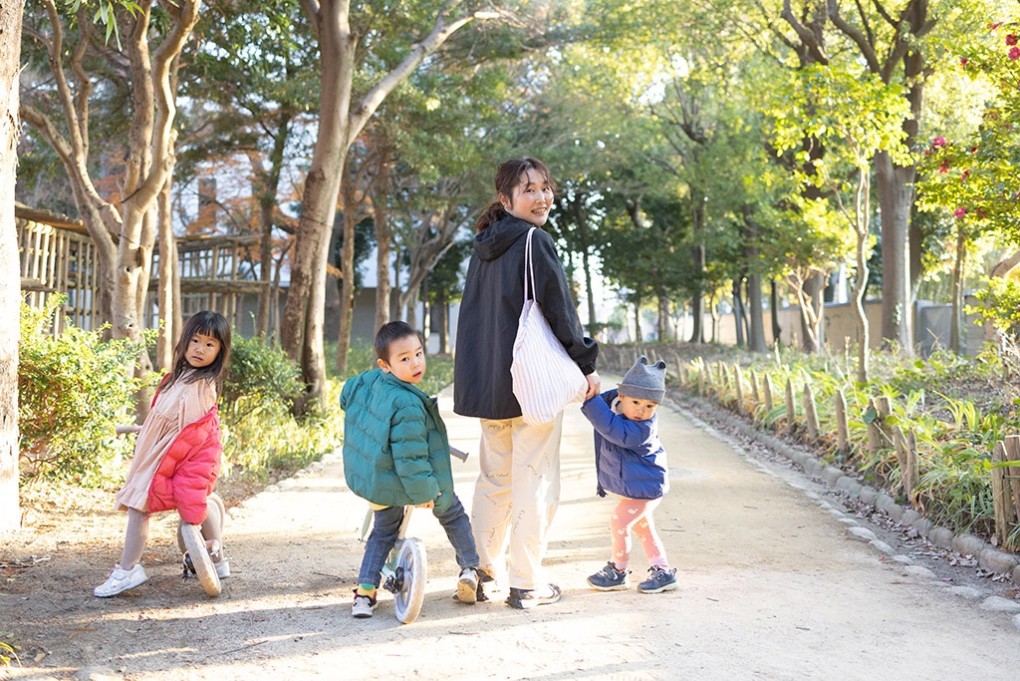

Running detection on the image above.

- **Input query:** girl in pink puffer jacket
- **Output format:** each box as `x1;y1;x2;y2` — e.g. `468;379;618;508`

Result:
94;311;232;598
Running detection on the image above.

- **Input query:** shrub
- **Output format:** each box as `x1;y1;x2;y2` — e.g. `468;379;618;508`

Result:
219;336;341;477
222;335;303;416
18;299;142;486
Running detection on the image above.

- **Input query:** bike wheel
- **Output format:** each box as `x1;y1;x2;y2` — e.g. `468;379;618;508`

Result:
393;537;427;624
179;522;222;598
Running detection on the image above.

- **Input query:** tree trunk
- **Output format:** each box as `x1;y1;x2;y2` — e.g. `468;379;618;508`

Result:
949;225;966;354
731;279;746;347
770;279;782;347
0;0;23;533
875;151;915;354
853;166;872;383
335;191;355;376
284;1;482;410
582;241;596;337
633;298;642;343
283;15;354;406
656;294;671;342
799;272;825;353
374;151;392;333
256;112;293;337
156;176;178;371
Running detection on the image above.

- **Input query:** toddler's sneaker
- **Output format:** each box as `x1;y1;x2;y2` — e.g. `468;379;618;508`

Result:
352;590;377;619
587;561;629;591
94;563;148;598
506;583;561;609
456;567;479;604
638;566;678;594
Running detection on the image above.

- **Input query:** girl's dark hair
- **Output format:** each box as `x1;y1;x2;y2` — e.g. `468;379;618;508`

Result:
166;310;232;392
375;321;420;362
474;156;555;233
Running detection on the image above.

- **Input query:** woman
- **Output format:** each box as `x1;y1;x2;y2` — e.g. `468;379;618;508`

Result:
454;157;600;609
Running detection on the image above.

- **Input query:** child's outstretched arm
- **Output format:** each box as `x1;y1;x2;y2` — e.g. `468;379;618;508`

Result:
580;395;652;449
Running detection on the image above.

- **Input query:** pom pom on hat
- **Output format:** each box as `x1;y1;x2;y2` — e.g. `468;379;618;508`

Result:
619;355;667;403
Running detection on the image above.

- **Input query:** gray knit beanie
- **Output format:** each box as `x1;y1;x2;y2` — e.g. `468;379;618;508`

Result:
618;355;667;403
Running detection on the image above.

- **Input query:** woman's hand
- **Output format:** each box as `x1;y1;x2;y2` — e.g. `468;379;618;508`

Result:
585;371;601;400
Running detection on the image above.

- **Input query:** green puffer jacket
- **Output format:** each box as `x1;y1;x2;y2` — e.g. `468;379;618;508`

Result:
340;368;454;512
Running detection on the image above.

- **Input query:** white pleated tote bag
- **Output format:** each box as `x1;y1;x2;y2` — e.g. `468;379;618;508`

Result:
510;228;588;425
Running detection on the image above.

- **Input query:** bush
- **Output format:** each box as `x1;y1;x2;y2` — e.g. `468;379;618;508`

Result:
18;299;142;486
222;335;304;416
219;336;341;477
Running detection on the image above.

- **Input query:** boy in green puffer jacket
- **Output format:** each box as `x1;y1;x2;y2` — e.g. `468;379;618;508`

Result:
340;321;481;619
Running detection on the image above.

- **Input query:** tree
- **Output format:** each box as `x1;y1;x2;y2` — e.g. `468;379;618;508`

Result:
772;64;911;381
918;22;1020;351
21;0;201;374
281;0;491;410
0;0;24;533
177;0;319;340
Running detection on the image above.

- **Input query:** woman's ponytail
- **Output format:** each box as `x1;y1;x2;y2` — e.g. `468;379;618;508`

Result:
474;201;506;233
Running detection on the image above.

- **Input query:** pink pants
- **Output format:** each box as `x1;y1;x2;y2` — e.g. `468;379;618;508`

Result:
608;497;668;570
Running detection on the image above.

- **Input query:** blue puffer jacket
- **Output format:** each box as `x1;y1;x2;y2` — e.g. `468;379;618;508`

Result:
340;368;455;512
580;389;669;500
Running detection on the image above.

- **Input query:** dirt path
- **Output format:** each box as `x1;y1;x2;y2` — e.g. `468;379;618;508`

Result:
4;377;1020;680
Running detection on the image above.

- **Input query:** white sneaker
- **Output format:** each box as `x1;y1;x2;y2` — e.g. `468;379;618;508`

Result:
456;568;478;604
94;563;148;598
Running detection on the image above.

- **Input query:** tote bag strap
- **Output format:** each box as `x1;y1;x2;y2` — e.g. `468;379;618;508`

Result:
522;227;538;304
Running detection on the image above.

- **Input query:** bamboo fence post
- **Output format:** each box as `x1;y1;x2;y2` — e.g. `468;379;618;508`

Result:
866;396;893;456
892;426;918;508
803;382;819;440
750;370;760;406
1004;436;1020;522
992;440;1014;547
699;358;710;396
784;378;796;430
733;365;744;411
763;375;774;414
835;390;849;456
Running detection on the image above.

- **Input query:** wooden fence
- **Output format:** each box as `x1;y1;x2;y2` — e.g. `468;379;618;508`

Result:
597;344;1020;552
17;204;268;335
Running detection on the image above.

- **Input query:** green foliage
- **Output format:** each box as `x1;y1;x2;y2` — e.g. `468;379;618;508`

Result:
18;298;143;486
219;336;337;477
221;379;344;480
222;335;304;417
678;343;1018;542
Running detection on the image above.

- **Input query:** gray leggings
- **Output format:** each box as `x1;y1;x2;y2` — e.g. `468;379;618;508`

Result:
119;497;225;568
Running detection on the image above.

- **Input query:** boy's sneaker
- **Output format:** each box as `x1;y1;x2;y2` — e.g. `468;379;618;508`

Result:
94;563;148;598
587;561;629;591
638;566;678;594
506;583;561;609
352;590;377;618
456;568;479;604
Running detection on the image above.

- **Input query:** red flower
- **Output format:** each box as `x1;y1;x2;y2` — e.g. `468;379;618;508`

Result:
961;57;970;66
939;159;950;174
961;169;970;182
932;136;947;148
1008;34;1019;45
954;207;967;218
1010;47;1020;60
